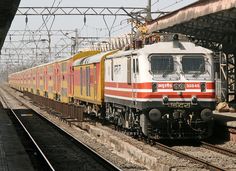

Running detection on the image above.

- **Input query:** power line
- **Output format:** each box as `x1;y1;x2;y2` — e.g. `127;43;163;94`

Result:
159;0;185;11
152;0;159;7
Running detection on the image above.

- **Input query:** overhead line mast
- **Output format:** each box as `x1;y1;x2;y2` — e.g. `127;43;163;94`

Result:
146;0;152;22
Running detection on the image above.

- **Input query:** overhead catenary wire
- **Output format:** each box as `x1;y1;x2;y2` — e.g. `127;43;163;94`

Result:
2;0;193;73
3;0;64;68
5;2;143;64
36;0;62;32
159;0;185;11
151;0;159;7
103;15;117;42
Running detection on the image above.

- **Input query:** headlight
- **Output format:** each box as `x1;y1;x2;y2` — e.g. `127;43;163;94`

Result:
152;82;158;92
191;96;198;104
149;109;161;122
200;82;206;92
163;96;169;104
200;109;213;122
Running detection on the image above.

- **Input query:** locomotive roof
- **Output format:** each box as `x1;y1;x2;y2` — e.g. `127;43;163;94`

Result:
73;51;113;66
142;41;212;54
106;41;212;59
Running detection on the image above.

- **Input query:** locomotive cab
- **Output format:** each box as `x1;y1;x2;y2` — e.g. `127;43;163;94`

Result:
104;39;215;139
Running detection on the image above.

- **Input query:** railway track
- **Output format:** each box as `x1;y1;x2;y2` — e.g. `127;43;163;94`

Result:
0;87;121;171
107;122;230;170
87;114;233;171
0;90;55;171
154;142;226;171
200;141;236;157
3;86;236;171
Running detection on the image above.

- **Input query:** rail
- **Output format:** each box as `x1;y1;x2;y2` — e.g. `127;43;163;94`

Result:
0;87;122;171
201;141;236;157
155;142;226;171
0;88;55;171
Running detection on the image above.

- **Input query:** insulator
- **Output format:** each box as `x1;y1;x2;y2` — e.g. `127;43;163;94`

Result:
25;15;28;25
83;15;86;25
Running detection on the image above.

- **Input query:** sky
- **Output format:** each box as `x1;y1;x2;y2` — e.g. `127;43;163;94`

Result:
11;0;198;37
1;0;198;71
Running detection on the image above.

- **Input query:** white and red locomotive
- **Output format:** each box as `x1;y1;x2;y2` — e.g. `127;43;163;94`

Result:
104;38;215;139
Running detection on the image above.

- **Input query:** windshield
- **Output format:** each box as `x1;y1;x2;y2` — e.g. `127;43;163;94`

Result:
150;55;174;76
182;56;205;75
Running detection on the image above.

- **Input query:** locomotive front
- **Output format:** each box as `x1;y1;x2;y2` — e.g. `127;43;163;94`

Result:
139;41;215;139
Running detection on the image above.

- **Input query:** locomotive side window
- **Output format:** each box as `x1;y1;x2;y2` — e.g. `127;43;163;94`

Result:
127;57;131;84
133;59;135;73
182;56;205;74
132;56;139;73
136;58;139;73
150;56;174;74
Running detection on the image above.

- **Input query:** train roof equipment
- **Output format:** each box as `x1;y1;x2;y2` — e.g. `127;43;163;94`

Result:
107;41;213;60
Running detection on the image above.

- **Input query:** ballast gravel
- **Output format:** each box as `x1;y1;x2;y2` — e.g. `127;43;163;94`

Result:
172;145;236;170
1;87;146;171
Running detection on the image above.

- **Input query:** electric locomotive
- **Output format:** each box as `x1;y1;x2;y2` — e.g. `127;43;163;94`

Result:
104;38;215;139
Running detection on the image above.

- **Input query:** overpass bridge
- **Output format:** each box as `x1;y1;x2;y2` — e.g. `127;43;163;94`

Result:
147;0;236;103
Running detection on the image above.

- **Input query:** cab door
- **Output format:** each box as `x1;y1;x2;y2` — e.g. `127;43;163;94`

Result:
131;55;139;105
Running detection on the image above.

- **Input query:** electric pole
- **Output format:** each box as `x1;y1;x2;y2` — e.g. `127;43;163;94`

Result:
146;0;152;22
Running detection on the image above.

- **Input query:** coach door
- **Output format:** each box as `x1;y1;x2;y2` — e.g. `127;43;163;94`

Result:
57;66;61;94
69;66;74;96
94;65;97;100
53;67;56;93
85;66;90;97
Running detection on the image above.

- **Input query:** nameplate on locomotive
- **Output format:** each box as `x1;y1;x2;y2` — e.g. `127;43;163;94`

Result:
173;83;185;90
168;102;191;108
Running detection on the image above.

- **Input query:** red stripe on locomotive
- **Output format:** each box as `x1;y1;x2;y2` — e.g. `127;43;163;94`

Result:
105;82;215;90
